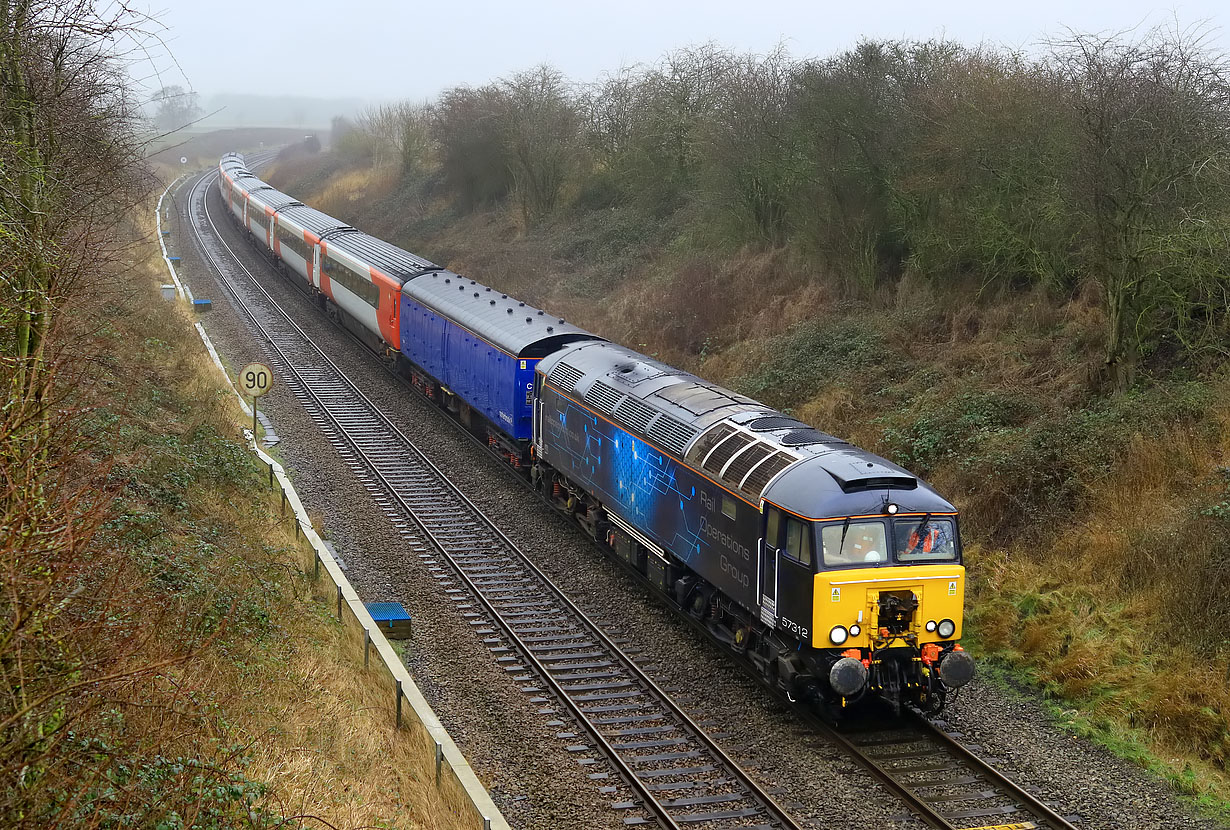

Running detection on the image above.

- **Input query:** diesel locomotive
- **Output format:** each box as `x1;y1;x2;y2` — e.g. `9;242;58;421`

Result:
218;153;976;714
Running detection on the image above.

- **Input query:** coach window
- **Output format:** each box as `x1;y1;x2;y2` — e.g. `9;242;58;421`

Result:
783;517;812;568
282;230;302;259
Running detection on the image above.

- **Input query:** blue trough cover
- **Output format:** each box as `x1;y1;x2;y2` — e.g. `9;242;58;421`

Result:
366;602;411;621
365;602;412;639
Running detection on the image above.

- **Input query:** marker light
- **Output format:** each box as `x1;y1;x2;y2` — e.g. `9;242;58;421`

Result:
849;624;861;637
925;620;937;632
829;626;849;645
937;619;956;639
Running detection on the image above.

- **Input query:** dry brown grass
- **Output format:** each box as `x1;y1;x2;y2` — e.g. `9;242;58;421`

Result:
163;321;479;826
967;407;1230;805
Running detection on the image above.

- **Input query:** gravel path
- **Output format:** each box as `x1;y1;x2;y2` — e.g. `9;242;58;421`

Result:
165;169;1224;830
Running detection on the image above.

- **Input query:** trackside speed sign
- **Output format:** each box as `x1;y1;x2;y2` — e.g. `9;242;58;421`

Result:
239;363;273;398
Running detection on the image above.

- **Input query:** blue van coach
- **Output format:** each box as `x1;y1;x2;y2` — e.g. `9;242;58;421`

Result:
398;270;599;452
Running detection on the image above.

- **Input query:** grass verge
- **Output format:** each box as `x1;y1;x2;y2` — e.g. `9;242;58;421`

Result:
1;201;476;828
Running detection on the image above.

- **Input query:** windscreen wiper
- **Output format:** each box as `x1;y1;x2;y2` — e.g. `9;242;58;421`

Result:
909;513;932;555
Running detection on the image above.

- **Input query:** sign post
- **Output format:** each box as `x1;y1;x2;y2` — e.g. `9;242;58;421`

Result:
239;362;274;436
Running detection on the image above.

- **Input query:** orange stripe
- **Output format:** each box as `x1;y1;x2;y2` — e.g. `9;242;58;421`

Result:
766;501;957;523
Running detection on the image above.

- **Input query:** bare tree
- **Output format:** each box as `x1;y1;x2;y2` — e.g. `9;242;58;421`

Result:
1;0;152;413
431;83;514;209
358;100;432;173
1052;25;1230;391
148;83;200;132
501;65;580;226
697;47;802;245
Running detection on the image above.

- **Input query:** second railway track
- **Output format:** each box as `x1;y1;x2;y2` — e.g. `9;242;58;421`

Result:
186;168;809;830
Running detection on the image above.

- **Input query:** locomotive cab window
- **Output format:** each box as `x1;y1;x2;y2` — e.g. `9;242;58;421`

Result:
820;521;888;567
783;517;812;567
894;518;958;562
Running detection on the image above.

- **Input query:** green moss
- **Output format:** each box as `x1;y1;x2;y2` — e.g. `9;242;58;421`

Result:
733;318;896;408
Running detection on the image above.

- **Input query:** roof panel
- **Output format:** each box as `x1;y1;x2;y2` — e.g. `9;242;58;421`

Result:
403;270;598;357
328;232;436;282
277;204;353;237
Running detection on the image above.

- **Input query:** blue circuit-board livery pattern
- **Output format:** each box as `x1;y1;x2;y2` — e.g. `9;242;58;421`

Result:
540;385;760;609
551;399;705;566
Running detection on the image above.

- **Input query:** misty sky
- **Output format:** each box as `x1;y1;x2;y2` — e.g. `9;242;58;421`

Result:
146;0;1226;102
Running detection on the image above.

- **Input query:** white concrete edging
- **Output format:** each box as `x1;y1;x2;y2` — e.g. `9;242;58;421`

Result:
156;175;194;303
157;173;508;830
246;432;509;830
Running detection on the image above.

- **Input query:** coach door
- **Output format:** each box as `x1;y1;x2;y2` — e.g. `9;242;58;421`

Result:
759;505;783;626
761;504;815;643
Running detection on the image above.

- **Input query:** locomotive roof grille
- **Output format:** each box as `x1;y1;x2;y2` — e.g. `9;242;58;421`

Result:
585;381;623;414
748;415;800;431
646;414;697;457
722;442;775;486
781;427;842;446
614;396;655;434
741;451;795;497
702;432;754;477
680;420;806;500
548;362;585;394
687;423;736;466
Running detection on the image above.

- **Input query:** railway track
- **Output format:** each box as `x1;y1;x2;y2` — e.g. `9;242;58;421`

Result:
185;168;810;830
812;709;1081;830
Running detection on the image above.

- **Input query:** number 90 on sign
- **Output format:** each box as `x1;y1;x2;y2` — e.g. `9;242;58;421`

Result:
239;363;273;398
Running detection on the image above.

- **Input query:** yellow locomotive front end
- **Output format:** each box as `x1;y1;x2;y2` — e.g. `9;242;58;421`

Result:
811;513;975;713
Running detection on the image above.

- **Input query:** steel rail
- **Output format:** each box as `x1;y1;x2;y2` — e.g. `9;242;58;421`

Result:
792;705;1080;830
184;168;807;830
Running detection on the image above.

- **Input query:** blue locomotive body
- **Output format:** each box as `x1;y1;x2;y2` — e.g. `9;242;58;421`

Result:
536;380;761;610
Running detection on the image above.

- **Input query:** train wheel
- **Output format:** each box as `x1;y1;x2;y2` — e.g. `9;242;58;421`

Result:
688;587;709;619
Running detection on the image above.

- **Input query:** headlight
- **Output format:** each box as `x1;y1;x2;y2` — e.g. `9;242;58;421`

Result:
849;624;861;637
925;620;937;632
829;625;848;645
937;619;956;639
